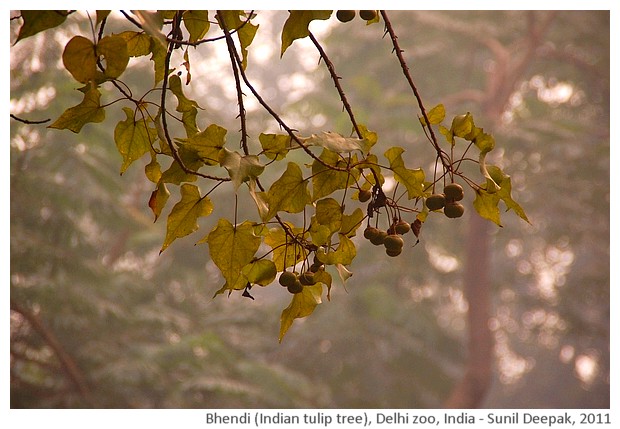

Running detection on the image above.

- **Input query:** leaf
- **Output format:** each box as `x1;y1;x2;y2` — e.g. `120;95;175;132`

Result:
183;10;210;43
474;131;496;154
473;188;501;226
148;182;170;222
62;36;97;84
117;31;152;57
205;219;261;292
279;283;323;342
487;165;530;224
145;156;162;183
280;10;332;57
160;184;213;252
217;11;258;69
259;133;291;160
451;113;474;139
16;10;68;43
420;103;446;126
182;124;227;165
159;147;202;185
168;74;201;137
96;10;111;26
114;107;158;174
301;131;371;154
316;235;356;266
134;10;165;48
241;260;277;286
265;162;311;220
149;36;168;85
48;85;105;133
340;208;364;238
311;149;359;201
264;225;308;270
384;147;425;199
218;148;265;191
315;198;343;233
96;35;129;79
335;263;353;285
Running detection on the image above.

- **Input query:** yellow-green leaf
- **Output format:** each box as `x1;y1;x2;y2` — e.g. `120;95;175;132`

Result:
241;259;277;286
259;133;291;160
16;10;68;43
420;103;446;126
473;188;501;226
218;148;265;191
487;165;530;224
451;112;474;139
266;162;311;220
311;149;359;201
340;207;364;237
117;31;152;57
384;147;425;199
316;235;356;266
114;107;158;174
48;85;105;133
161;184;213;252
205;219;261;292
62;36;97;84
97;35;129;79
182;124;227;165
264;224;308;270
145;156;162;183
183;10;210;43
279;283;323;342
315;198;343;232
149;36;167;85
280;10;332;57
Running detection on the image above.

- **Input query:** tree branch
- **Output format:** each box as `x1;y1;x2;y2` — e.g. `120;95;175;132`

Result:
10;300;94;406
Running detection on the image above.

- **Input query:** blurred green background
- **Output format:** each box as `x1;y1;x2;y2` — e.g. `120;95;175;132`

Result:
10;10;609;408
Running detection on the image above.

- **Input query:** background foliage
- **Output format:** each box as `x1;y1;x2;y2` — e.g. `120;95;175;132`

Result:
10;10;609;408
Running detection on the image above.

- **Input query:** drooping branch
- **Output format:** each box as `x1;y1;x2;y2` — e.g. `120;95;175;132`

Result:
380;10;451;172
308;31;362;139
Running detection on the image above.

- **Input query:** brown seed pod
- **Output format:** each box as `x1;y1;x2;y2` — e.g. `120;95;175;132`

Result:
444;202;465;218
444;183;464;201
426;194;446;211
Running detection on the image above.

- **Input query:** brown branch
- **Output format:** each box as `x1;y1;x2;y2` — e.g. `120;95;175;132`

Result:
219;13;250;155
10;114;50;124
380;11;451;172
10;300;94;406
308;31;362;139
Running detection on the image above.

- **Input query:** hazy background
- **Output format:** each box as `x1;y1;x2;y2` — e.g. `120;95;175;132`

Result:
10;10;609;408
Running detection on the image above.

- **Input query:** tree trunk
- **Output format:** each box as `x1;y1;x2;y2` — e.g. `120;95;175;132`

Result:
443;213;493;408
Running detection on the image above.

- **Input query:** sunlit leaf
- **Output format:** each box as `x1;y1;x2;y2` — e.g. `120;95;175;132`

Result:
241;259;277;286
420;103;446;126
384;147;425;199
114;107;158;174
144;156;162;183
205;219;261;292
280;10;332;57
16;10;68;43
160;183;213;252
48;85;105;133
117;31;152;57
266;162;311;220
279;283;323;342
487;165;530;224
474;131;496;154
149;36;167;85
134;10;165;49
96;35;129;79
183;10;210;43
311;149;359;201
451;112;474;139
218;148;265;191
473;188;501;226
62;36;97;84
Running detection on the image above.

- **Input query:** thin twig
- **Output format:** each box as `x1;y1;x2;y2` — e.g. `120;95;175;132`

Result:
10;114;50;124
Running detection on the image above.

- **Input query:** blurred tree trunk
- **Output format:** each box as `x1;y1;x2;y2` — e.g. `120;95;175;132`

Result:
443;11;558;408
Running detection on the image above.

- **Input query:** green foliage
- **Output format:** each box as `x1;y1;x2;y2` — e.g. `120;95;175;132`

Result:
13;10;528;341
